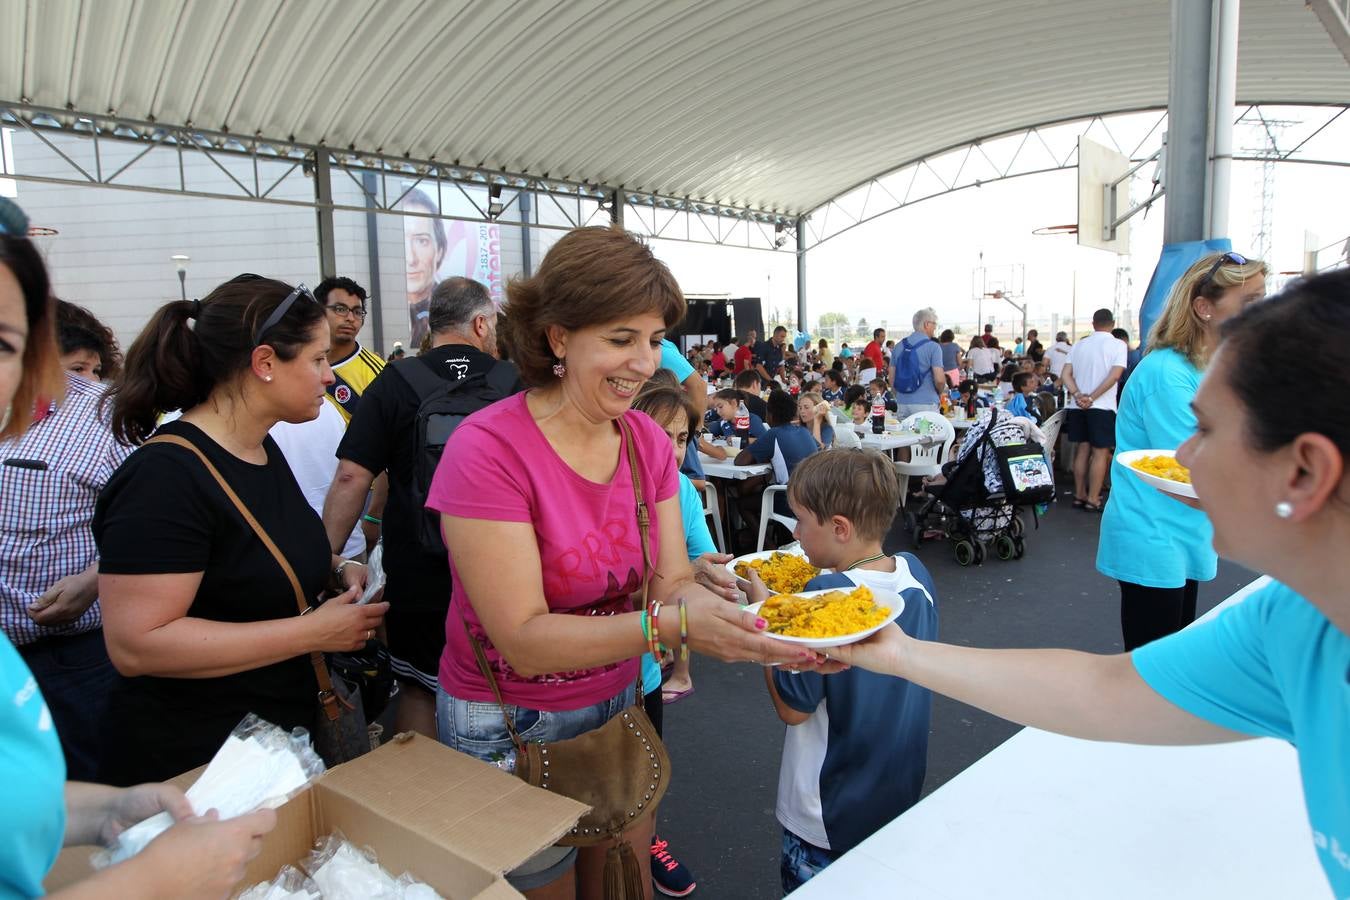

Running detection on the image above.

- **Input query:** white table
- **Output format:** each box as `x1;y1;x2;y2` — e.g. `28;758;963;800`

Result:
848;429;930;454
697;451;771;480
789;577;1329;899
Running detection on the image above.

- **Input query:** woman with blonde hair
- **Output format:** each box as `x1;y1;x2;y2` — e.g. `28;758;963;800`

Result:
1097;251;1266;649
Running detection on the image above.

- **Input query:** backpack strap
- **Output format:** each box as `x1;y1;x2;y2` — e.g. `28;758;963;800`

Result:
484;359;520;396
389;356;446;401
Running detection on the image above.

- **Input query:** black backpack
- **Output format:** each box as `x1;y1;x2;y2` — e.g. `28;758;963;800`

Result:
390;356;519;553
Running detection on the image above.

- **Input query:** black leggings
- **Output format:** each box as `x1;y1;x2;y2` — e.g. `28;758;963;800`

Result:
1119;579;1199;651
643;687;664;738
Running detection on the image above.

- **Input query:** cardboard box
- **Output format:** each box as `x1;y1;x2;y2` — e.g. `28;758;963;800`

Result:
46;733;588;899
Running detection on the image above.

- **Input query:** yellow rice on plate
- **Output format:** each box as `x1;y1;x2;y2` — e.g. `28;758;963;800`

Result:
761;585;890;638
1129;455;1191;484
734;552;820;594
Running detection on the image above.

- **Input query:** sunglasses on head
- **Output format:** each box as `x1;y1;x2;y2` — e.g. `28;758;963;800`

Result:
1196;252;1248;294
253;283;318;347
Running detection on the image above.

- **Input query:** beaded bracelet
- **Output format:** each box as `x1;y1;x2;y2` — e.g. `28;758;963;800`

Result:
648;600;664;658
678;598;689;661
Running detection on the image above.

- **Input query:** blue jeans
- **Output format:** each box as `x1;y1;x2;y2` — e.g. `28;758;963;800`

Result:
781;828;839;895
437;683;636;891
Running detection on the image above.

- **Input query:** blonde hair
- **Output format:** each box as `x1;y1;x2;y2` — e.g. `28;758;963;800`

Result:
799;390;824;406
1147;252;1267;368
787;450;899;541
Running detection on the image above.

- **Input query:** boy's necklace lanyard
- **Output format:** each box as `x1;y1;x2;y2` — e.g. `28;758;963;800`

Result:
843;552;888;571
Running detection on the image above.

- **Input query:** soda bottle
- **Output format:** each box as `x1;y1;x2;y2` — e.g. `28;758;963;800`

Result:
735;400;751;447
871;394;885;434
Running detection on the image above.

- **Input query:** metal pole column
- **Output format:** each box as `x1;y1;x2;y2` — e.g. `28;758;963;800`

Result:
610;189;624;228
361;171;384;354
1207;0;1239;239
313;150;337;278
520;191;533;277
1163;0;1217;243
795;216;807;333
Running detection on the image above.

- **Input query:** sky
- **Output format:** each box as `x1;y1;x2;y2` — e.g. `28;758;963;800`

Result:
649;156;1349;340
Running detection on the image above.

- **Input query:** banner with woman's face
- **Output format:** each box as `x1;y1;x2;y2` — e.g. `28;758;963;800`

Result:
400;187;502;349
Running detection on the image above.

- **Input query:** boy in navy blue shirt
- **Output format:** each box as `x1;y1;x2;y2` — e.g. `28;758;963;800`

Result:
735;389;819;516
755;450;940;893
706;388;768;441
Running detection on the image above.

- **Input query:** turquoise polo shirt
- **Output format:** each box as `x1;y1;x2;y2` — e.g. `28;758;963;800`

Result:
640;474;717;695
1;635;66;898
1097;348;1216;588
1133;581;1350;897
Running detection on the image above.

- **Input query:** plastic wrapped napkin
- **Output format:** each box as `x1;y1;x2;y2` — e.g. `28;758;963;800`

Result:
305;832;443;900
96;714;325;866
237;865;320;900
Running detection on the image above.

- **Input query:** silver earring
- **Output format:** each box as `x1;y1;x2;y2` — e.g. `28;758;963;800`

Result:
1274;501;1293;519
1203;314;1212;320
552;359;566;378
264;375;273;383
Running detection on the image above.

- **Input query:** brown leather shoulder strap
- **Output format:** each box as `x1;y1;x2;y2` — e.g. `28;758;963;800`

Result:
144;433;339;717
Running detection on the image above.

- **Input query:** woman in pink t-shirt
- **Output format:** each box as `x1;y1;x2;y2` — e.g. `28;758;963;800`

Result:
427;226;816;899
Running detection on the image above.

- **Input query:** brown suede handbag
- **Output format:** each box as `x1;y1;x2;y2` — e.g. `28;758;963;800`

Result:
462;416;671;900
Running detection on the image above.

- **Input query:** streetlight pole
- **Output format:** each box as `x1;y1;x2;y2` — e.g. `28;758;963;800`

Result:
171;255;190;301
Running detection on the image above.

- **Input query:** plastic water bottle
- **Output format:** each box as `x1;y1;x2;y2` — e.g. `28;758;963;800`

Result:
735;400;751;446
871;395;886;434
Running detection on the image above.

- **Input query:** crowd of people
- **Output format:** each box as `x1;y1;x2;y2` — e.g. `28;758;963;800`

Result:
2;193;1347;900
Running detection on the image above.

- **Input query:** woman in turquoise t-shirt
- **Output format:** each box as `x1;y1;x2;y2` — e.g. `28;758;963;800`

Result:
828;268;1350;900
1098;252;1266;650
0;198;276;899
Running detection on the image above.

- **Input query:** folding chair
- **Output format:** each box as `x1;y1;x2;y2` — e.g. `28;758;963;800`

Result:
702;482;726;553
755;484;799;552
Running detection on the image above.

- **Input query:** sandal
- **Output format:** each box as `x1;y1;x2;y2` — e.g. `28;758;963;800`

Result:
662;685;695;705
1083;501;1104;513
1072;498;1088;509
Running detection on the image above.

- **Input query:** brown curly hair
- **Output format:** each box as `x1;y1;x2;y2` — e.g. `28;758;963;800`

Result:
503;227;685;386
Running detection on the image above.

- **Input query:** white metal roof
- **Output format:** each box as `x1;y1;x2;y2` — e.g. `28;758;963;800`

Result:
2;0;1346;215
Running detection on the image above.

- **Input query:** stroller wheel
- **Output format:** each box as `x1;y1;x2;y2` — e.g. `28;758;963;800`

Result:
1009;514;1024;538
994;534;1017;561
903;511;922;549
1013;536;1026;559
954;540;976;566
973;541;987;565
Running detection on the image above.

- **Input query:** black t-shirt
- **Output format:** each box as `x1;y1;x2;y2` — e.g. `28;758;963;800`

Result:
93;420;329;784
337;345;523;614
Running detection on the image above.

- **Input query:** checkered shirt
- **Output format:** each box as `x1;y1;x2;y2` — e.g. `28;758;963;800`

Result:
0;374;133;645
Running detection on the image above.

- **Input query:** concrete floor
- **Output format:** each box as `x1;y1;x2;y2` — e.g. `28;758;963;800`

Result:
654;486;1257;900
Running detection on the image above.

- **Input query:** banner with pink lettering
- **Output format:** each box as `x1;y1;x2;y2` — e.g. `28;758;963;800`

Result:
399;185;502;350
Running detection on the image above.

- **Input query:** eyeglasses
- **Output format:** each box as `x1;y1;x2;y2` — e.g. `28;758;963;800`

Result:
325;302;368;320
253;283;318;347
1196;252;1248;294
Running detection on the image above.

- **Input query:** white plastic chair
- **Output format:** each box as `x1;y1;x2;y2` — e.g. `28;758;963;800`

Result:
701;482;726;553
755;485;799;552
893;412;956;502
1038;409;1067;471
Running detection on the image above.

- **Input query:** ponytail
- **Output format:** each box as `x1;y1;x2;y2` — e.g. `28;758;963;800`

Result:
107;274;325;445
108;299;205;444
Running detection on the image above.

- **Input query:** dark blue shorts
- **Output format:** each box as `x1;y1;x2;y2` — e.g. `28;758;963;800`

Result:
1065;408;1116;448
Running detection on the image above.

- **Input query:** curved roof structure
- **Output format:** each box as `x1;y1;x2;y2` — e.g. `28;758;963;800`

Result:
2;0;1346;216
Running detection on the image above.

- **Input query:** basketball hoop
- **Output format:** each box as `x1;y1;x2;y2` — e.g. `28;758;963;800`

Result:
1032;224;1078;237
26;226;58;237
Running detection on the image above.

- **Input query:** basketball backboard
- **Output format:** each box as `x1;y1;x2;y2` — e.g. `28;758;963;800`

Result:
1077;136;1131;254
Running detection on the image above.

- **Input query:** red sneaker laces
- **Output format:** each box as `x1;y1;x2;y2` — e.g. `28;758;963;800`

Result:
651;839;678;871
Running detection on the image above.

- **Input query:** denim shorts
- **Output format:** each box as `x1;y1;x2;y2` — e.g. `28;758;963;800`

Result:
781;828;840;895
436;683;636;892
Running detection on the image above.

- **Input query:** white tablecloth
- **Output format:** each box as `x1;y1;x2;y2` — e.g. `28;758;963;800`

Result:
789;577;1328;898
